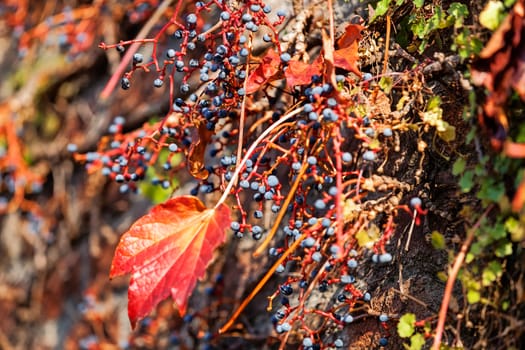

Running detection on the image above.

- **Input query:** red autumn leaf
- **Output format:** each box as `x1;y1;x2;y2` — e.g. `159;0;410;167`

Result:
337;24;365;49
245;49;282;94
110;196;231;327
284;57;322;88
333;23;363;76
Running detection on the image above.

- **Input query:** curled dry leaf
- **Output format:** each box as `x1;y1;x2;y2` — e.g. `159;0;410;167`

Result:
187;120;213;180
110;196;231;327
245;49;282;94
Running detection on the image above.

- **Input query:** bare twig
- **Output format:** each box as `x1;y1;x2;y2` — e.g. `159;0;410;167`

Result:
432;206;493;350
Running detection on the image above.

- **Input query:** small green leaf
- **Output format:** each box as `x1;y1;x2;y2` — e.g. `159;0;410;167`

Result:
482;260;503;286
372;0;391;22
452;158;466;176
495;241;512;257
479;1;506;30
398;313;416;338
459;170;474;192
414;0;424;8
409;333;426;350
505;216;525;242
431;231;446;249
467;289;480;304
379;76;393;94
447;3;469;28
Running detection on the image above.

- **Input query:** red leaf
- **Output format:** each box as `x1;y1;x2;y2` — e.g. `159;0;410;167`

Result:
245;49;282;94
284;57;322;88
333;24;363;76
337;24;364;49
110;196;231;327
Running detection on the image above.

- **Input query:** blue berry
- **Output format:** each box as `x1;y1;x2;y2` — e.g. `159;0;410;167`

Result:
379;314;389;322
314;199;326;210
153;78;163;88
166;49;176;59
250;4;261;11
344;314;354;323
308;217;318;225
327;98;337;107
267;175;279;187
312;251;322;262
342;152;352;163
307;156;317;165
263;5;272;13
276;9;287;17
334;339;344;348
379;337;388;346
254;210;263;219
341;275;355;284
302;237;316;248
133;53;143;64
121;77;130;89
230;221;241;231
347;259;358;269
383;127;393;137
302;338;313;347
280;52;291;62
271;204;280;213
263;34;272;42
220;11;230;21
362;150;376;161
410;197;422;208
67;143;78;152
279;284;293;295
242;13;253;22
186;13;197;24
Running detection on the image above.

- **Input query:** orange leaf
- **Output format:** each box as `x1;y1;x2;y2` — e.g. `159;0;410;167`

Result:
110;196;231;327
284;57;322;88
245;49;282;94
334;43;361;76
337;24;365;49
333;24;363;76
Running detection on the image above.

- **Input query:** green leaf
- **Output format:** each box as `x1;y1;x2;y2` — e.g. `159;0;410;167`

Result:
409;333;426;350
452;158;466;176
448;3;469;27
459;170;474;192
505;216;525;241
479;1;506;30
398;313;416;338
467;289;480;304
482;260;503;286
379;76;393;94
414;0;424;8
495;241;512;257
431;231;446;249
372;0;391;22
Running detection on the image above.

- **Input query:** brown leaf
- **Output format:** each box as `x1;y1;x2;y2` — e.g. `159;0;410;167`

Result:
187;120;213;180
471;0;525;147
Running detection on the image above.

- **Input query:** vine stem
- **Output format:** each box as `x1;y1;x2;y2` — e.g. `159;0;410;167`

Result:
100;0;177;99
431;205;492;349
214;107;304;209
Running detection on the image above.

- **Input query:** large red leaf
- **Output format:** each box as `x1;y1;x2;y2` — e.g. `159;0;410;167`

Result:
110;196;231;327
